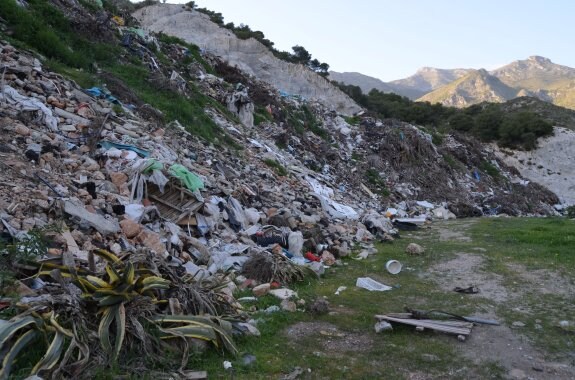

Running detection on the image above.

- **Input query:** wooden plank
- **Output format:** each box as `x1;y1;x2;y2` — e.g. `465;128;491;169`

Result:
375;315;472;335
385;313;413;319
375;315;473;328
149;194;184;212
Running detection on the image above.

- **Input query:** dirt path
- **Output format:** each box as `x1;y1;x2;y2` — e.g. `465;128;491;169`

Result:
427;220;575;380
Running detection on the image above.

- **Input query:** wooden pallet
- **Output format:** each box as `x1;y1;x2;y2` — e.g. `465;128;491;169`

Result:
147;180;203;224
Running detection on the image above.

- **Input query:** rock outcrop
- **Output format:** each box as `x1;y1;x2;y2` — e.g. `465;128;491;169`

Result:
133;4;360;115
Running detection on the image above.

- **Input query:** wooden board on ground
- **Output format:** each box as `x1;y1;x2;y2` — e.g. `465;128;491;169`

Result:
375;314;473;336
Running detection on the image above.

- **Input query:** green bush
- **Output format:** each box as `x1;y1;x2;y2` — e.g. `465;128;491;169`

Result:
334;83;554;150
448;113;475;132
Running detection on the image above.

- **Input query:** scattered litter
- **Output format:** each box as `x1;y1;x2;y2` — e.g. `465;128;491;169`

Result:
264;305;280;313
454;286;479;294
374;321;393;333
416;201;434;209
269;288;298;300
240;353;256;367
356;277;392;291
334;286;347;295
99;141;150;158
385;260;402;275
282;367;306;380
375;313;473;339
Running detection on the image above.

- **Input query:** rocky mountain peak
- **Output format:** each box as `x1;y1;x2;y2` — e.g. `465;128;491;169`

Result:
527;55;552;64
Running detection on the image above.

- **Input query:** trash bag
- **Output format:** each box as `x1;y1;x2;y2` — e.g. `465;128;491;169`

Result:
226;196;246;231
244;208;260;225
288;231;304;257
169;164;204;192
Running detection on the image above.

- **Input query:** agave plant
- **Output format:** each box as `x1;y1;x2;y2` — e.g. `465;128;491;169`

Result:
75;250;170;362
0;248;238;378
0;312;75;379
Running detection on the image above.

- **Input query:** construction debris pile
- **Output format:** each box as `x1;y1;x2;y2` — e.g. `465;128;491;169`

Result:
0;4;564;376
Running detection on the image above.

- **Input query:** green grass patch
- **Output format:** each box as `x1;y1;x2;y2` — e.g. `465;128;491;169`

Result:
106;63;223;141
186;218;574;378
156;32;214;74
365;168;391;196
469;218;575;354
442;153;463;170
263;159;288;176
344;115;360;125
470;218;575;271
187;226;506;379
1;0;119;69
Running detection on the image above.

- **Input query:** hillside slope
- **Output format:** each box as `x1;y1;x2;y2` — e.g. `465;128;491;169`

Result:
389;67;472;96
334;56;575;110
491;56;575;90
133;4;360;115
493;127;575;205
328;71;397;95
330;67;471;100
418;69;518;106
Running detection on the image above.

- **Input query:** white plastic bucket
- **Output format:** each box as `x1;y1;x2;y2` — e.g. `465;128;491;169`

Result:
385;260;402;275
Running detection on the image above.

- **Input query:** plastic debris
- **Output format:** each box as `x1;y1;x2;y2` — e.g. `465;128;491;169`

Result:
169;164;204;192
356;277;392;291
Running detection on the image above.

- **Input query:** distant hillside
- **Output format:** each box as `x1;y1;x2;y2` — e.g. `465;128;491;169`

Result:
334;56;575;110
491;56;575;90
419;56;575;109
329;67;470;100
418;69;518;107
389;67;472;96
328;71;396;95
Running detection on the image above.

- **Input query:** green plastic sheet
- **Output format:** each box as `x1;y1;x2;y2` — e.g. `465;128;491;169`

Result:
169;164;204;192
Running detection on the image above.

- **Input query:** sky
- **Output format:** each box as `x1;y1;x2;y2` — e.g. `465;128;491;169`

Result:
158;0;575;81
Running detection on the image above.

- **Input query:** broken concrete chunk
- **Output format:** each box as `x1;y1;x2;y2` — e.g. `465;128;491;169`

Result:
269;288;297;300
374;321;393;333
63;200;120;235
120;218;142;238
280;299;297;312
252;283;270;297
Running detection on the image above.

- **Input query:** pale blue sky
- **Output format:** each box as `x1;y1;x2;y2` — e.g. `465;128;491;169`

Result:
160;0;575;81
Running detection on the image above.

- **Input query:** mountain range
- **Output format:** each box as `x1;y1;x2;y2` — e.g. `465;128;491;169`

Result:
331;56;575;109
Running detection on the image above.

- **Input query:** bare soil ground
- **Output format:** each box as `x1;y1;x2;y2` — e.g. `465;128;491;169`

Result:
274;219;574;380
426;221;575;380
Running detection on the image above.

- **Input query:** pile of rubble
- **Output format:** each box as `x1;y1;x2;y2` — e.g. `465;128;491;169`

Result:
0;24;560;292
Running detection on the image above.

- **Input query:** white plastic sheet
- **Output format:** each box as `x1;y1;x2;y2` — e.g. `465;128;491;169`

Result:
0;85;58;131
307;176;358;220
356;277;392;291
